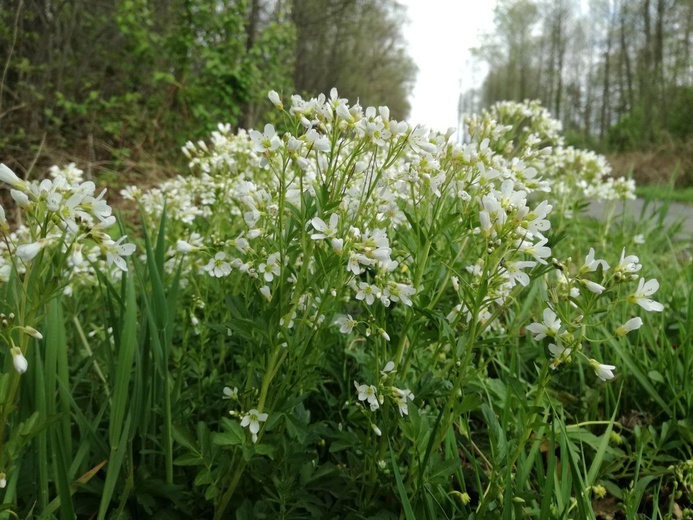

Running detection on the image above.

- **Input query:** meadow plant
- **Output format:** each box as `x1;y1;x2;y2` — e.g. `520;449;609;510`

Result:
0;163;134;493
0;91;683;518
116;91;666;517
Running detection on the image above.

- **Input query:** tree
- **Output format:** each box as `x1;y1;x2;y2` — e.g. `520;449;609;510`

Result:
292;0;416;119
468;0;693;150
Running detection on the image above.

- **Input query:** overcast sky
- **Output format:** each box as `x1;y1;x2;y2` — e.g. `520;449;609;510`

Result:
399;0;497;132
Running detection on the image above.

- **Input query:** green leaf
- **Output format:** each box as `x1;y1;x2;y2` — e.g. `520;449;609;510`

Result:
173;454;204;467
194;468;212;486
213;422;245;446
389;437;416;520
109;274;138;444
253;444;276;459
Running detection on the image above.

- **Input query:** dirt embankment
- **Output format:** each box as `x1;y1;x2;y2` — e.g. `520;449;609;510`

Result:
607;141;693;188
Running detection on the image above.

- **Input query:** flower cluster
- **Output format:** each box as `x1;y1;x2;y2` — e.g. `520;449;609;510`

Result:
354;360;415;435
121;88;657;442
0;163;136;290
466;100;636;204
527;247;662;379
1;163;135;375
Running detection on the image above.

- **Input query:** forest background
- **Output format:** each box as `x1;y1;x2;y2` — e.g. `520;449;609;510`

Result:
1;0;692;190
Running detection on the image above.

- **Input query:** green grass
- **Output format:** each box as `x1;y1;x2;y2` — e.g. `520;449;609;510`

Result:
636;184;693;203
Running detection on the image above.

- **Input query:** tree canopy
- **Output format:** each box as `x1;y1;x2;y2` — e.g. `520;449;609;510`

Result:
0;0;416;174
468;0;693;151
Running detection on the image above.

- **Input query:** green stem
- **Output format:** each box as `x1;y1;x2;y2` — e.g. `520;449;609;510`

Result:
507;364;550;471
214;459;248;520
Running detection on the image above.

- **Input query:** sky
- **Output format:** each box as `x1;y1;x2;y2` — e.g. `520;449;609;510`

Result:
399;0;497;132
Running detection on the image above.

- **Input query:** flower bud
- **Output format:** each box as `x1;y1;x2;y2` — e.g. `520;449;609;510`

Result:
10;189;30;208
268;90;283;109
11;347;28;374
615;317;643;337
0;163;26;189
176;240;198;253
20;326;43;340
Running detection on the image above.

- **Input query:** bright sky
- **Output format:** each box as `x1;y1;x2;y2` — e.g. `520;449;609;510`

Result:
400;0;497;132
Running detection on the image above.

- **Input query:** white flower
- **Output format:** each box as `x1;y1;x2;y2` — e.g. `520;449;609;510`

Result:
258;253;280;282
518;236;551;264
526;308;561;340
249;124;282;154
347;253;373;275
380;361;395;376
222;386;238;400
240;409;268;443
10;189;30;208
392;388;414;416
19;326;43;340
451;276;459;291
627;278;664;312
581;279;606;295
633;234;645;245
103;236;136;272
589;359;616;382
203;252;232;278
310;214;339;240
268;90;283;109
548;342;572;369
0;472;5;488
259;285;272;302
616;317;643;337
581;248;610;274
615;249;641;275
176;239;199;253
503;260;536;287
355;282;379;305
234;236;250;254
331;238;344;253
371;424;382;436
388;283;416;306
354;381;379;411
334;314;357;334
11;347;27;374
408;125;436;154
305;128;331;151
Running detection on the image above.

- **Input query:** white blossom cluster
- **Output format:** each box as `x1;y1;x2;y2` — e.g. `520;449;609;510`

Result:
526;247;663;381
125;90;563;338
120;88;659;436
0;163;135;289
466;99;636;204
0;162;135;378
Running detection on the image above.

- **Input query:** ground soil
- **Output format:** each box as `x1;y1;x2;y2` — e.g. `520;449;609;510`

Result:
608;141;693;188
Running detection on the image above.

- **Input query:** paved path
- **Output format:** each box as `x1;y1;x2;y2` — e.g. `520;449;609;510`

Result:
586;199;693;239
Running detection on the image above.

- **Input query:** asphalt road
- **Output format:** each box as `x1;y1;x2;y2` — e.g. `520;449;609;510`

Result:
586;199;693;239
